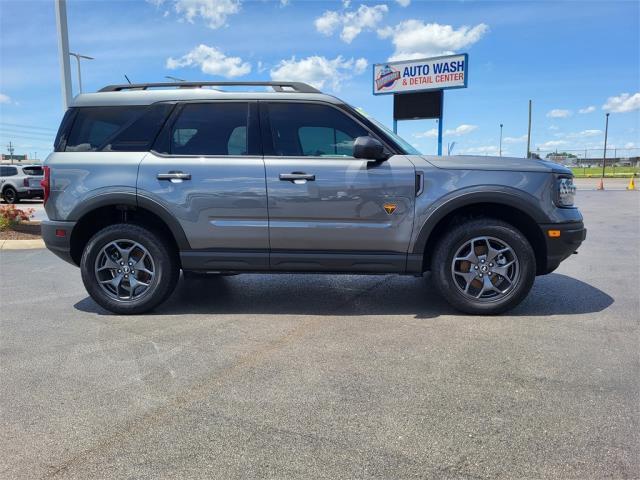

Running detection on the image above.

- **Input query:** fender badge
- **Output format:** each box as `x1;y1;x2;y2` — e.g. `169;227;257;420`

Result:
383;203;397;215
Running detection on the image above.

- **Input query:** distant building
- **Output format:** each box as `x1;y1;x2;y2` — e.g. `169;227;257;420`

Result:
1;154;29;163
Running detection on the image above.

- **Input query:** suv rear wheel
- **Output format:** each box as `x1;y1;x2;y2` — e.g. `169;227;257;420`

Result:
80;224;179;314
430;218;536;315
2;186;19;204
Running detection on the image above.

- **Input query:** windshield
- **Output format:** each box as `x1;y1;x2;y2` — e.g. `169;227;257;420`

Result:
355;107;422;155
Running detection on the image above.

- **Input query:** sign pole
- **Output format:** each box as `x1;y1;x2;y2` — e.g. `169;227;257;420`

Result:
437;91;444;155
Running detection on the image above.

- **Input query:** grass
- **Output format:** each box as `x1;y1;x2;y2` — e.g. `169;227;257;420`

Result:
571;166;639;178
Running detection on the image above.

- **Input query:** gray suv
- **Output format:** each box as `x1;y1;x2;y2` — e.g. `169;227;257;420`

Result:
41;81;585;315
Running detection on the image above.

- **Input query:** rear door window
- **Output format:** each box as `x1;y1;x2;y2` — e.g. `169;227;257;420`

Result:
169;103;251;156
0;166;18;176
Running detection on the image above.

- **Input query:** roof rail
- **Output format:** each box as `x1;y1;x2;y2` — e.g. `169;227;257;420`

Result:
98;81;322;94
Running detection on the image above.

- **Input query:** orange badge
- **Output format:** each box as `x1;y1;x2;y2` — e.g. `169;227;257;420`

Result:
383;203;397;215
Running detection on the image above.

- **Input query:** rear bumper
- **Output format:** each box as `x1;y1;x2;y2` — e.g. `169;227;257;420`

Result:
18;188;44;199
540;221;586;274
41;220;77;266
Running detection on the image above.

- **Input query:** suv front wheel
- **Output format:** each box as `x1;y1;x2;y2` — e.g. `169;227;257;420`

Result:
430;218;536;315
80;224;179;315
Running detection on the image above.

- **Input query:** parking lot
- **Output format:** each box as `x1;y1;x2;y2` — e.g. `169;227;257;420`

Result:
0;188;638;479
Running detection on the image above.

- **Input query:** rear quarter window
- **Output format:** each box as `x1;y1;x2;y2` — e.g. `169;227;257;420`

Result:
63;104;172;152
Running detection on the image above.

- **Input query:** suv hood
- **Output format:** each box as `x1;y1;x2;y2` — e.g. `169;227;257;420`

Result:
415;155;572;174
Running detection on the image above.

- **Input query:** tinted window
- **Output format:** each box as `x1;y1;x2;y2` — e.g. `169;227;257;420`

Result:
266;103;368;157
0;166;18;176
65;106;145;152
54;108;77;152
22;166;43;176
170;103;249;156
104;103;173;152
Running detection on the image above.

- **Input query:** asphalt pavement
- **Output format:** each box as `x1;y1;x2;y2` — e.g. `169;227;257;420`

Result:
0;189;638;479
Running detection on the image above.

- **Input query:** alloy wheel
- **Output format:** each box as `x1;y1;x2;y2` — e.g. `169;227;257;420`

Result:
94;239;156;301
450;236;520;302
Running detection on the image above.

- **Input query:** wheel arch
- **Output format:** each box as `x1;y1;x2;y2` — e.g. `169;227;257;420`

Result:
414;190;548;275
68;194;189;266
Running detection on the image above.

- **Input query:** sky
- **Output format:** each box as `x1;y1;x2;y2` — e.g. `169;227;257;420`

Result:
0;0;639;160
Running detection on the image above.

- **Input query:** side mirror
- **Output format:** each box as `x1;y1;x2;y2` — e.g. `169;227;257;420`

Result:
353;136;388;161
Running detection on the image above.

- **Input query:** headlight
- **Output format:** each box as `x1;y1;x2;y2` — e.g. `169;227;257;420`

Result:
557;177;576;207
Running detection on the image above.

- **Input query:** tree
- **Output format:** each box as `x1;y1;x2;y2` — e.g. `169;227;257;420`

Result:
546;151;577;159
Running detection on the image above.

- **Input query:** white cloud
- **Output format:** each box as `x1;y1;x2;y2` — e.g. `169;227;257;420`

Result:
379;21;488;61
503;134;528;144
578;105;595;114
536;140;568;149
166;44;251;78
396;0;411;6
315;4;388;43
624;142;636;149
279;0;290;5
150;0;241;29
460;145;500;155
548;125;559;131
445;124;477;136
603;92;640;113
270;55;367;91
546;109;572;118
577;129;602;137
413;128;438;138
414;124;477;138
0;93;11;104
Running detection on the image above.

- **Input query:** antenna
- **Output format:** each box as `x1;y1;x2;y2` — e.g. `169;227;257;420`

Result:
124;74;132;84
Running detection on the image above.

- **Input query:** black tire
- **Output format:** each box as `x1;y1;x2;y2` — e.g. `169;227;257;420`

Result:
80;224;179;315
430;218;536;315
3;187;19;204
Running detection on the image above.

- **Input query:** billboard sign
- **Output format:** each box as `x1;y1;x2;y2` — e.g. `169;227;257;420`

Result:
373;53;468;95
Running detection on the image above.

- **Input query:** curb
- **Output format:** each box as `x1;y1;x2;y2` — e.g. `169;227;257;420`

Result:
0;239;46;250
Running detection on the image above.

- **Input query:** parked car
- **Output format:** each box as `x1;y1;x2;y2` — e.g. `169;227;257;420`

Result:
0;164;44;203
41;81;585;315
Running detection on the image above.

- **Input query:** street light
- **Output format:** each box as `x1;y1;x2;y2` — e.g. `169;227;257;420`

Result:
602;112;610;180
69;52;94;94
499;123;503;157
165;75;186;82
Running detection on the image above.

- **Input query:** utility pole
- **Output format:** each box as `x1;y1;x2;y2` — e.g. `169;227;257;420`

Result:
526;100;532;158
69;52;94;93
55;0;73;109
7;141;15;164
499;123;503;157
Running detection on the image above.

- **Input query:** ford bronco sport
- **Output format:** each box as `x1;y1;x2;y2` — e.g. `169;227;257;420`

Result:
41;81;585;315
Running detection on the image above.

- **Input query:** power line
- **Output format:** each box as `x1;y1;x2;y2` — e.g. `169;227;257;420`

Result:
0;128;54;138
0;122;57;132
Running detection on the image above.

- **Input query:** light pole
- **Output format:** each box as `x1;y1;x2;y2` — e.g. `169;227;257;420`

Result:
69;52;94;93
165;76;186;82
602;113;610;179
499;123;503;157
598;113;610;190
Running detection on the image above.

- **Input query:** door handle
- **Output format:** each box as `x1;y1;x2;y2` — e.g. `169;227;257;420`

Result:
157;171;191;182
279;172;316;183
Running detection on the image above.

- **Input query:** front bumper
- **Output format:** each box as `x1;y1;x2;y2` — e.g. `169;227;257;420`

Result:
540;221;586;274
41;220;77;266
